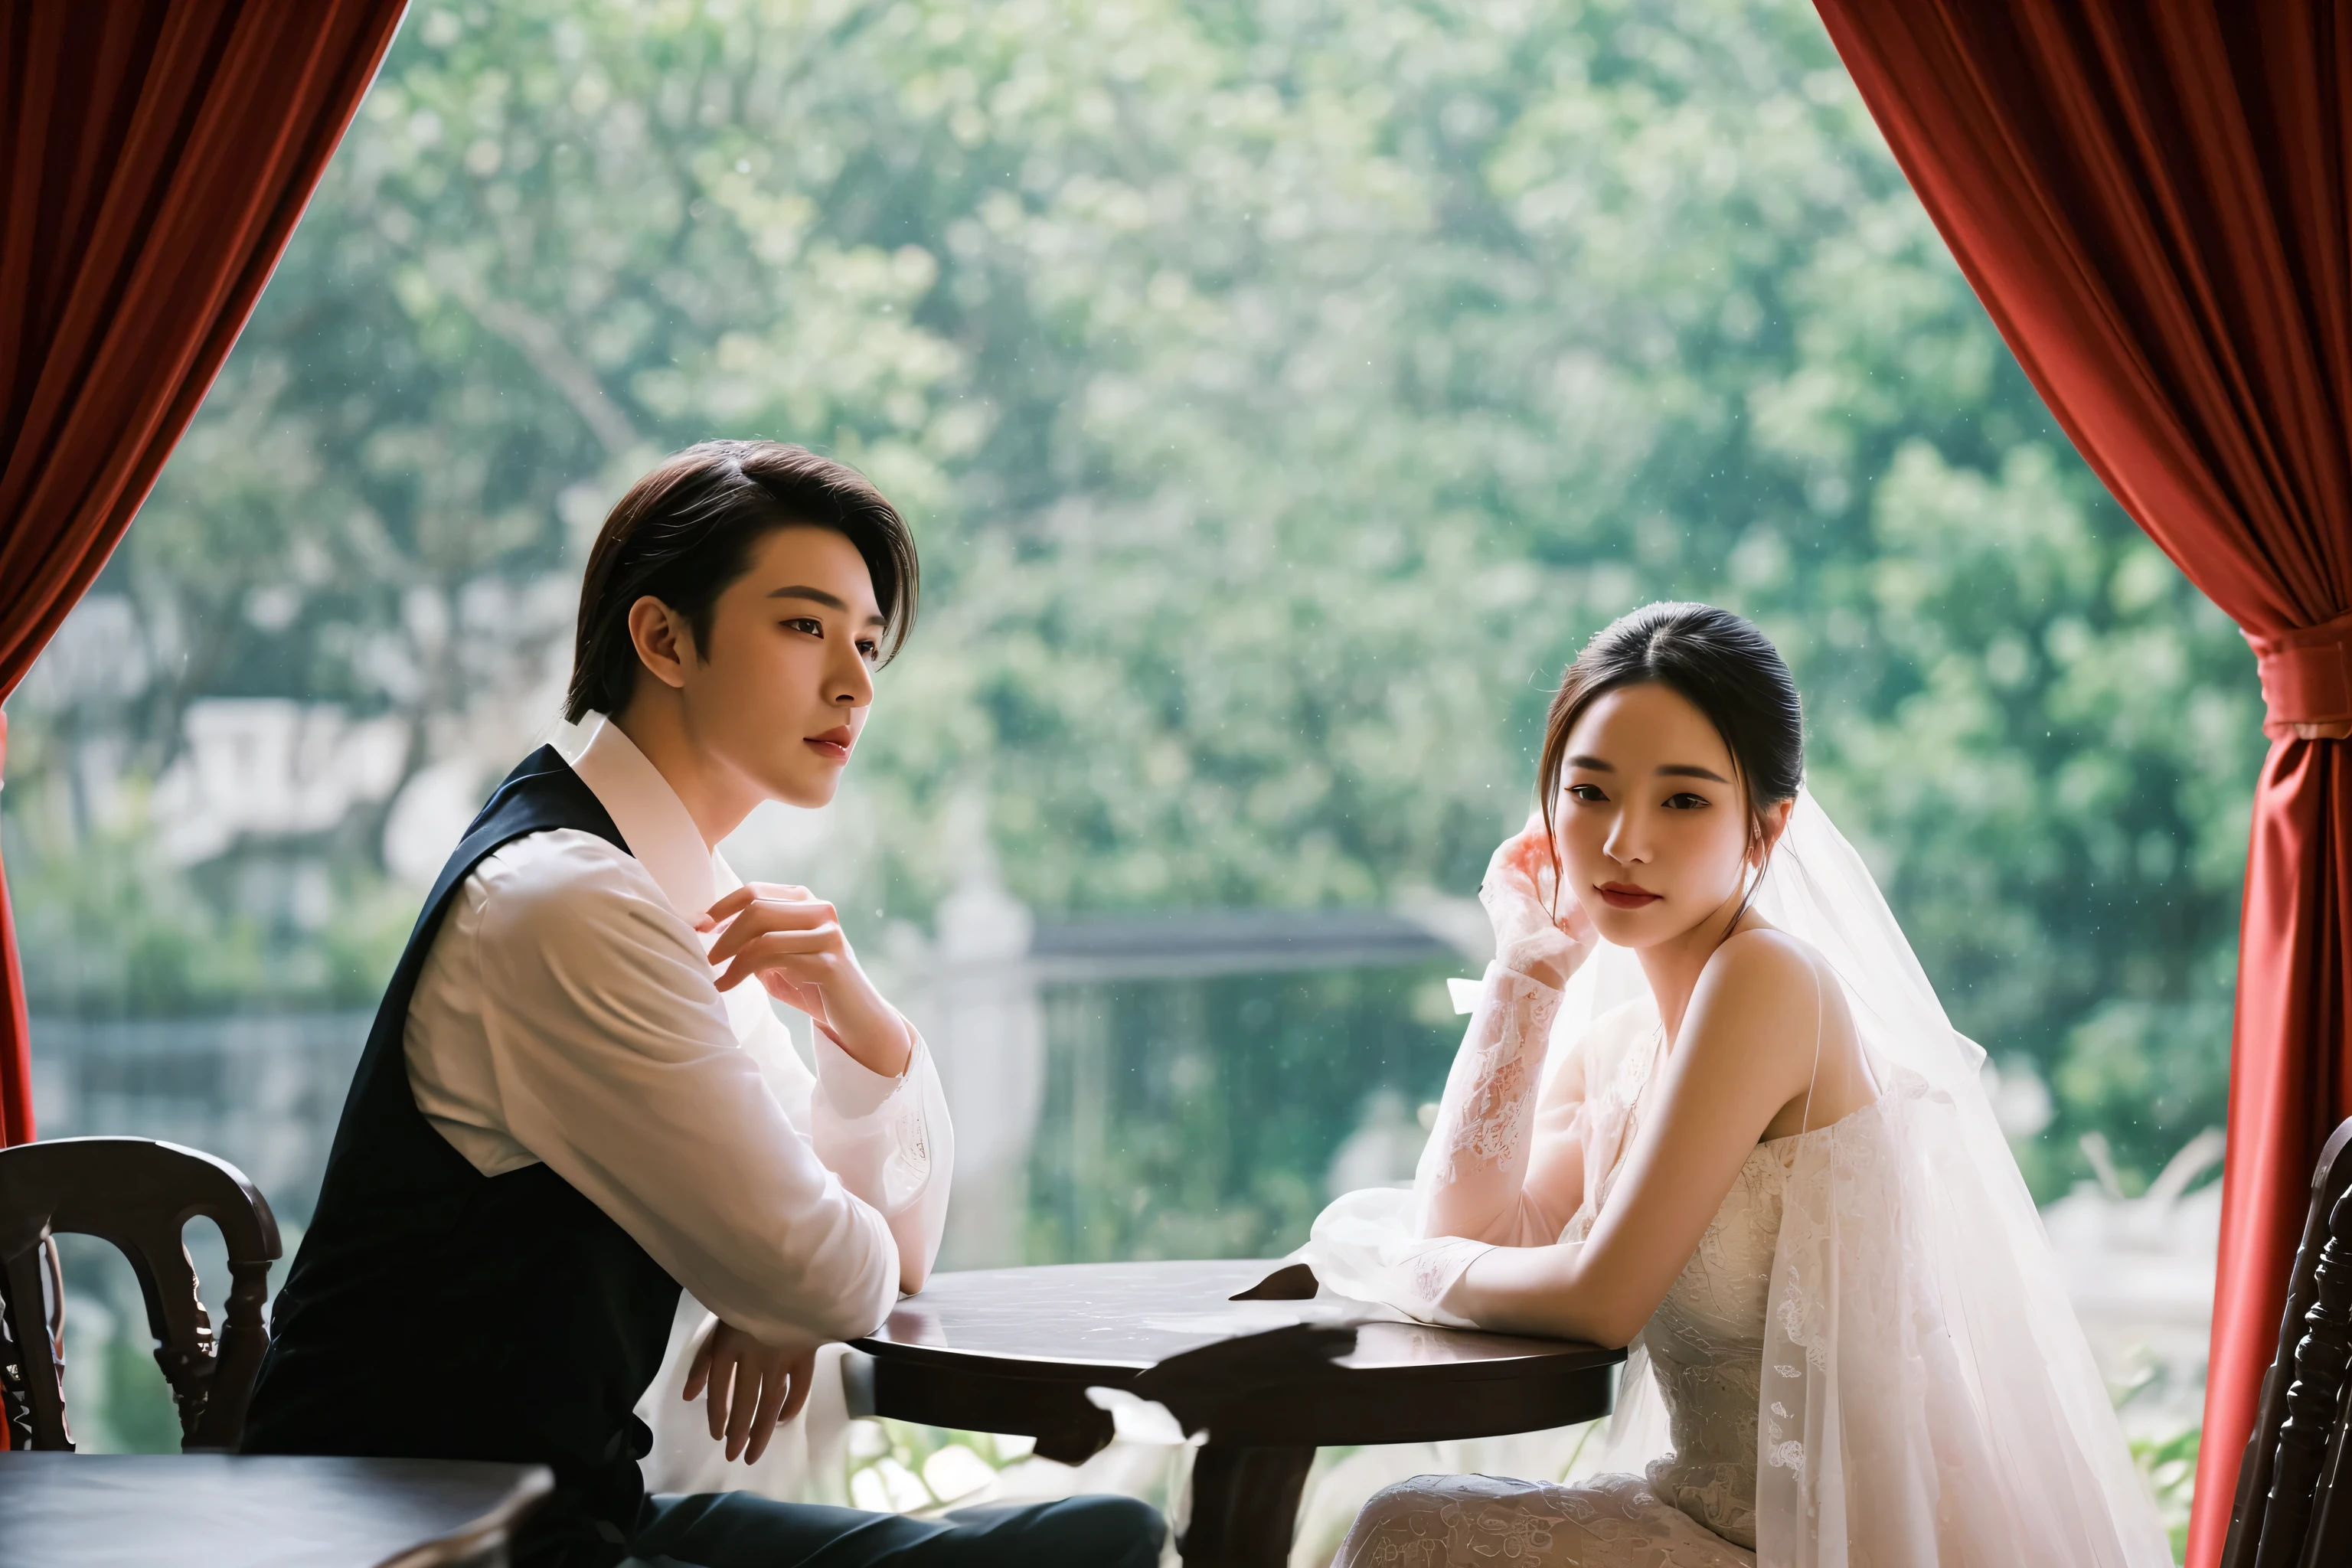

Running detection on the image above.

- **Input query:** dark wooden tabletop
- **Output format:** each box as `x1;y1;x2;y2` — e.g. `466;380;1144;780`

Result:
0;1452;552;1568
854;1258;1624;1568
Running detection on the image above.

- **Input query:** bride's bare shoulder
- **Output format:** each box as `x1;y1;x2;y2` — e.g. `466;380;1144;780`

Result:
1697;926;1831;1021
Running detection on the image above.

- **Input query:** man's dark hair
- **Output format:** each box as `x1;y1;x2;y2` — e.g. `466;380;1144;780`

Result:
564;440;919;723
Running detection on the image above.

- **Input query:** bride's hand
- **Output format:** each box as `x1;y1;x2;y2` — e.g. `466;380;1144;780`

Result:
1480;813;1596;989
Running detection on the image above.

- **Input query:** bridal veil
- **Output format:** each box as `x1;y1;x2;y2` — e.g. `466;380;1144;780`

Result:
1730;790;2171;1565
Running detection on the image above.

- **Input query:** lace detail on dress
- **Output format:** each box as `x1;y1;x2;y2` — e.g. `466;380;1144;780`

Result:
1634;1142;1795;1551
1340;1472;1756;1567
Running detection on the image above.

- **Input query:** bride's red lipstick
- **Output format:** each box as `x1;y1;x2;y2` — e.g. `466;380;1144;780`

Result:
805;724;854;763
1598;880;1661;910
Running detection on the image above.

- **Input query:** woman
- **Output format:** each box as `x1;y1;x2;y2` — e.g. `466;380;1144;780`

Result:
1301;603;2169;1567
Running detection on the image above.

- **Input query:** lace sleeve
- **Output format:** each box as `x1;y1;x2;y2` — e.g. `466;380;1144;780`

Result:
1413;960;1564;1242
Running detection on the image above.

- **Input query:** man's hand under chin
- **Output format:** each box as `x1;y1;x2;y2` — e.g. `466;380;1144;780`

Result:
684;1319;818;1464
698;883;914;1079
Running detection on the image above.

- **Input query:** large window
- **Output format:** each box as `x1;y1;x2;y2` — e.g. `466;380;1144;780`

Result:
5;1;2247;1540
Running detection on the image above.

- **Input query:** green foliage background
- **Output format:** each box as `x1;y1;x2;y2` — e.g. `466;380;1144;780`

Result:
5;0;2262;1214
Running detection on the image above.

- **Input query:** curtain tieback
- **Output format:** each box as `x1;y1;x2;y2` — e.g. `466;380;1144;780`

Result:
2247;610;2352;740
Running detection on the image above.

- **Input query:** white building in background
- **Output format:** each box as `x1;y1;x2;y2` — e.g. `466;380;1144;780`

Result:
149;700;410;864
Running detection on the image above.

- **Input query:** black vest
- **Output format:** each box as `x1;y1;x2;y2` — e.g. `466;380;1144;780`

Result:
242;747;683;1566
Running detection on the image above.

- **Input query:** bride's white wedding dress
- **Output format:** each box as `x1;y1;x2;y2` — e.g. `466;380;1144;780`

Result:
1301;792;2173;1568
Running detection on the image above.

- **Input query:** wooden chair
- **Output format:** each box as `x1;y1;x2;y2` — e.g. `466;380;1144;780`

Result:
2222;1116;2352;1568
0;1136;282;1452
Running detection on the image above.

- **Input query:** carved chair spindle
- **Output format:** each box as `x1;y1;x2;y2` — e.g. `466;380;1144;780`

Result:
2223;1116;2352;1568
0;1137;282;1452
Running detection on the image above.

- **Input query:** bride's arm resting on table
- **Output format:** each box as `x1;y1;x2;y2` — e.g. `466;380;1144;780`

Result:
1444;929;1831;1348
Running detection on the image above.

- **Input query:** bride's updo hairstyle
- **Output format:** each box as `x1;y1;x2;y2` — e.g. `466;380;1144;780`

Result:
1537;602;1805;869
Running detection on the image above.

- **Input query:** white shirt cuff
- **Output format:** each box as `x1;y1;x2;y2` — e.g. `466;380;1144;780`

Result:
813;1027;915;1121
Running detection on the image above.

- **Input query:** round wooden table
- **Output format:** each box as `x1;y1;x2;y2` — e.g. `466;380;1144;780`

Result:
853;1258;1624;1568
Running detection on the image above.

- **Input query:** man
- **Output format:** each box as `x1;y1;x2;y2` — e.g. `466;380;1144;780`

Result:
243;441;1162;1566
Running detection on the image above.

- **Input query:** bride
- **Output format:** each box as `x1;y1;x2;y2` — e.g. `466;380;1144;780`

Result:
1300;603;2171;1567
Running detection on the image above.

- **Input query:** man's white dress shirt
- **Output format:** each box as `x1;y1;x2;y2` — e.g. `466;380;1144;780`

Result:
403;717;952;1352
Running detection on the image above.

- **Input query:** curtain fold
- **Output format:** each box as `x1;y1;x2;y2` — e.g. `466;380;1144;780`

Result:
1809;4;2352;1563
0;714;24;1153
0;2;408;1160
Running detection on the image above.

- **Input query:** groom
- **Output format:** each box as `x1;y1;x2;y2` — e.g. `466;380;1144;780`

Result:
241;442;1162;1567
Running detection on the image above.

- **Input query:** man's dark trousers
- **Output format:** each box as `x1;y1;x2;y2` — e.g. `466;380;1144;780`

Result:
625;1489;1164;1566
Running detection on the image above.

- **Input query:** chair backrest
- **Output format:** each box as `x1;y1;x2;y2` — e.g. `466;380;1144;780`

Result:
2223;1116;2352;1568
0;1137;281;1452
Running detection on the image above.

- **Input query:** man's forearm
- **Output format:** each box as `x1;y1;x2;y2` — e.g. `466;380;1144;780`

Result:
814;1004;913;1080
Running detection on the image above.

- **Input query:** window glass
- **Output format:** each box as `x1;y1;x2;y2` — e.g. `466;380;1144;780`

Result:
5;5;2244;1534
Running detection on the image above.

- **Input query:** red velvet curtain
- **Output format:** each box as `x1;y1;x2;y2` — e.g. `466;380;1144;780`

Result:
0;4;409;1148
1811;3;2352;1563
